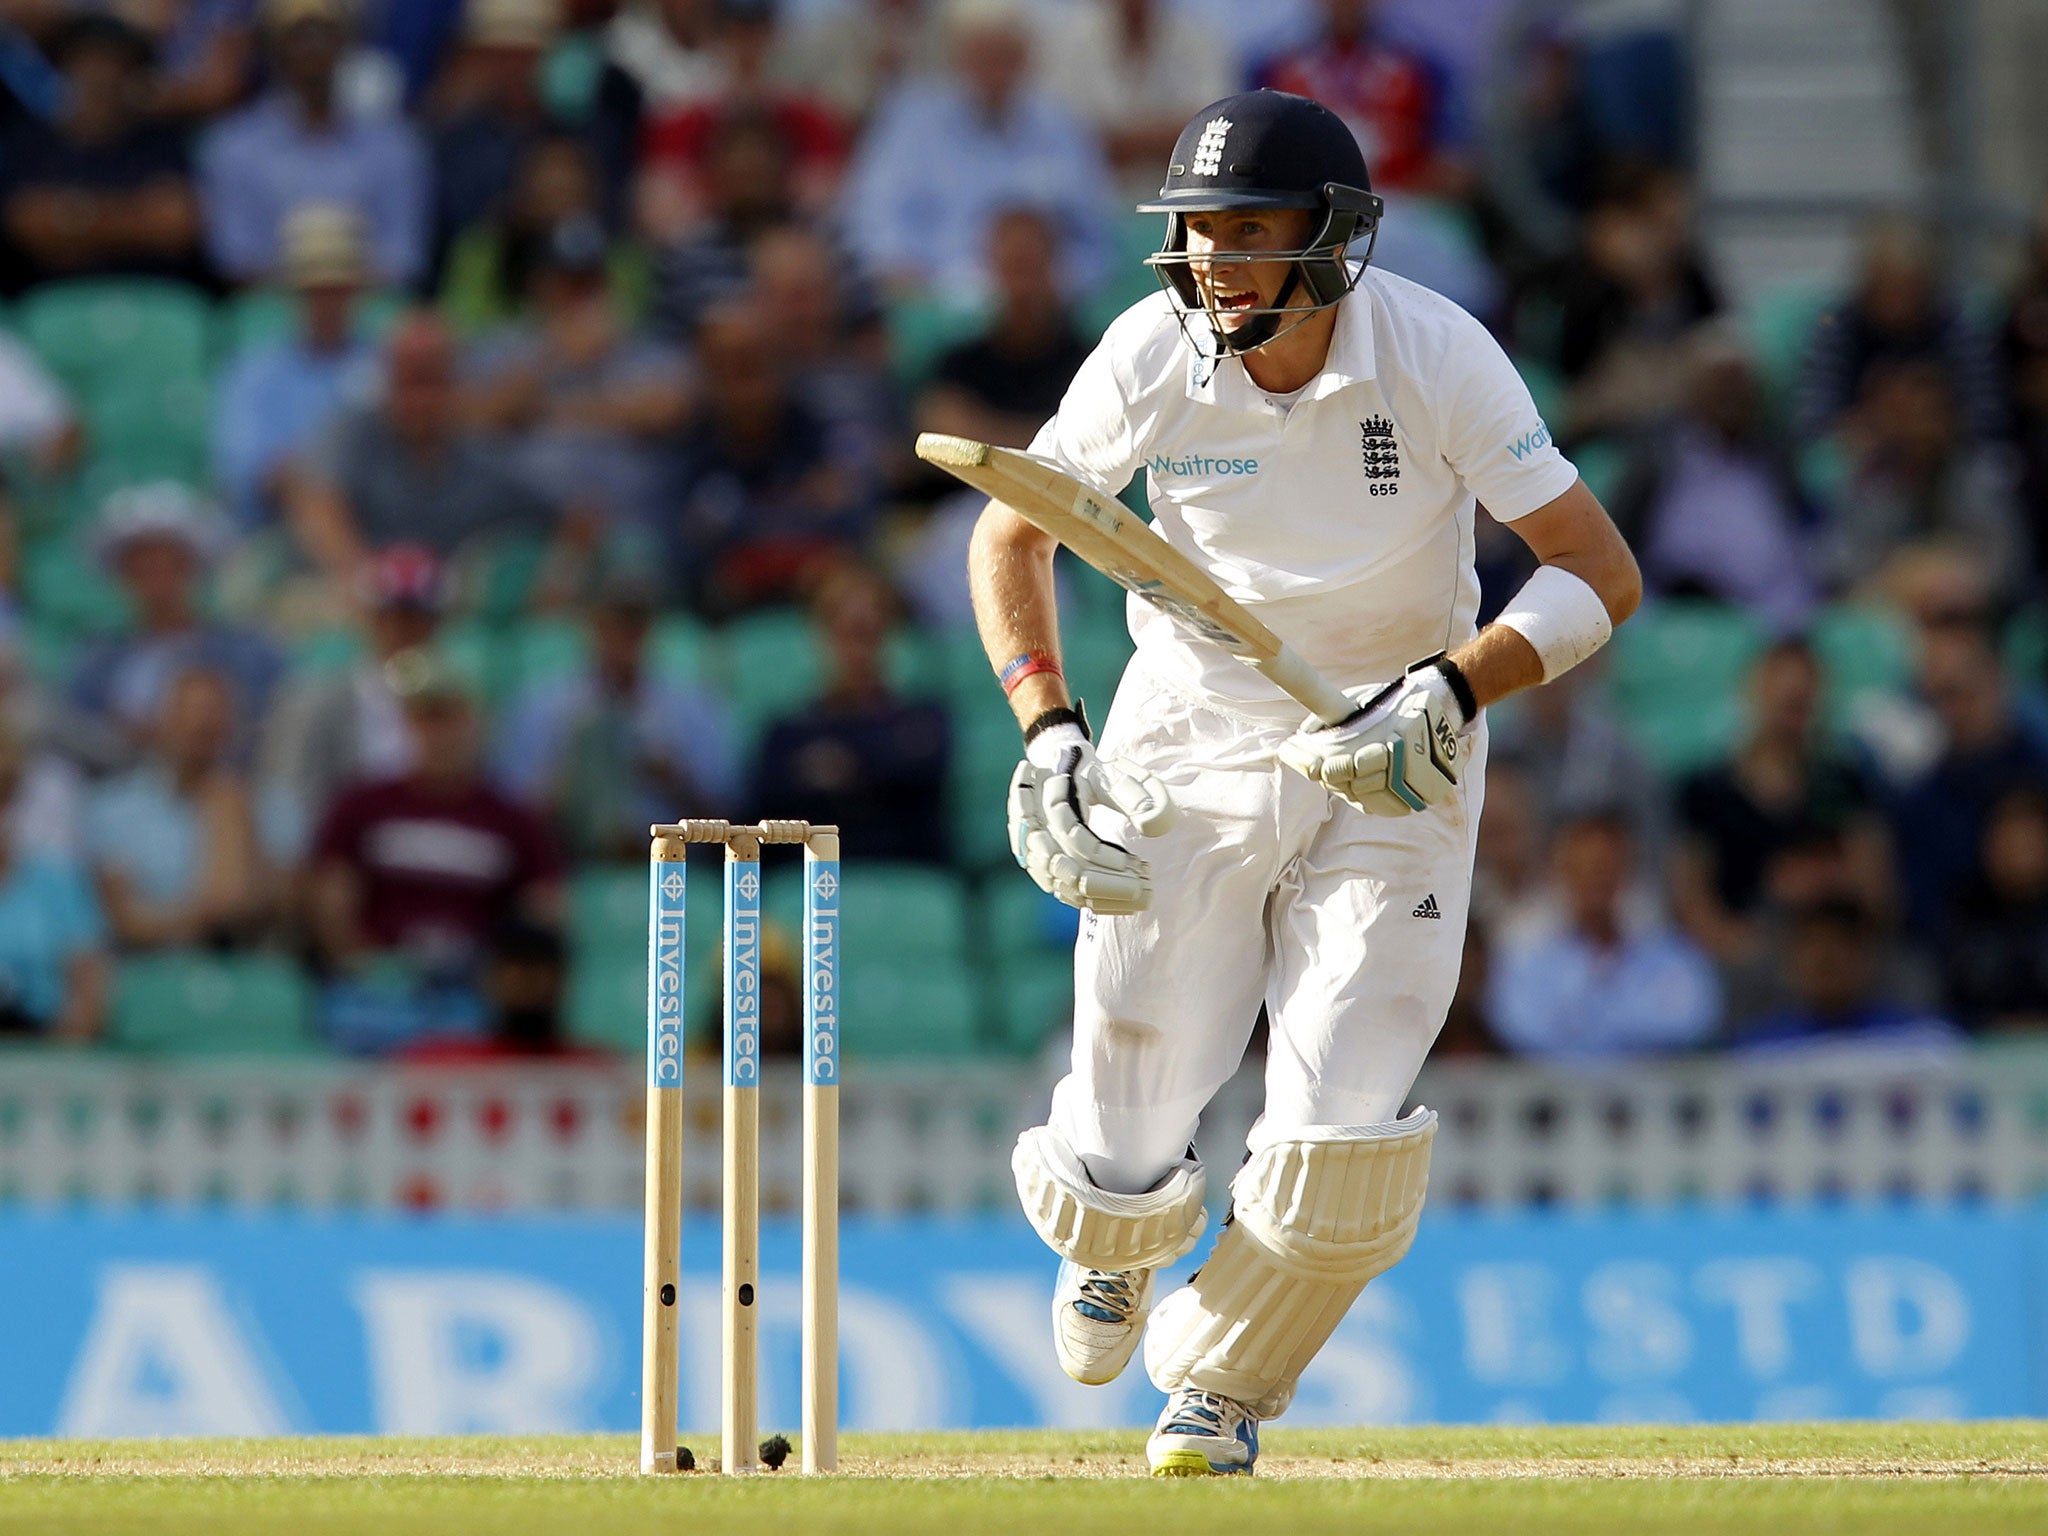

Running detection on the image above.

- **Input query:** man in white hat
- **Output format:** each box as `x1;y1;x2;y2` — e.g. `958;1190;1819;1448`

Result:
214;203;379;531
69;484;283;769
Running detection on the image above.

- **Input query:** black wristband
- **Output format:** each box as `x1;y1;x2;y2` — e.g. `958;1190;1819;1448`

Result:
1022;699;1091;747
1415;653;1479;722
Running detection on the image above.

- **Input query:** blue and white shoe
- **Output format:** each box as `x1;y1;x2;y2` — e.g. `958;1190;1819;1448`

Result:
1052;1261;1153;1385
1146;1388;1259;1477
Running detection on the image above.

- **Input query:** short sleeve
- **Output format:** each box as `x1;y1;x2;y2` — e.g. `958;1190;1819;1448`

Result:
1435;312;1579;522
45;860;105;955
1026;334;1141;496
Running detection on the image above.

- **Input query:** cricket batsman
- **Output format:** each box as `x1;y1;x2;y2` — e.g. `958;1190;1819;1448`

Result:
966;90;1641;1475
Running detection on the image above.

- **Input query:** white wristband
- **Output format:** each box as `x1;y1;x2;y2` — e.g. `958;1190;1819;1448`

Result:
1494;564;1613;682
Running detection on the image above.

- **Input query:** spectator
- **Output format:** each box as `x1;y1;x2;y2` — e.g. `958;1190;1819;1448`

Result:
840;0;1114;302
2002;196;2048;589
199;0;429;286
440;130;632;331
1671;638;1891;965
1485;656;1663;847
646;106;798;336
0;328;81;602
1943;786;2048;1030
749;223;900;486
400;919;615;1061
69;484;284;770
605;0;721;112
1034;0;1231;196
1892;626;2048;934
261;542;445;844
0;14;206;292
494;563;739;861
1796;215;2002;446
0;631;84;863
286;309;556;580
695;916;803;1058
634;0;850;243
1818;360;2025;598
0;720;107;1042
308;646;563;984
1487;808;1721;1061
1469;756;1546;936
1547;160;1719;444
1609;324;1817;629
88;666;270;951
917;206;1089;451
213;202;380;532
1249;0;1471;199
424;0;562;279
1739;898;1960;1051
665;297;874;614
138;0;261;122
753;562;950;864
469;214;688;525
780;0;944;124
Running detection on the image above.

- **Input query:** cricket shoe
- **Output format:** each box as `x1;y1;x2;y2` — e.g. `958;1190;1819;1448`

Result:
1052;1261;1153;1385
1146;1388;1259;1477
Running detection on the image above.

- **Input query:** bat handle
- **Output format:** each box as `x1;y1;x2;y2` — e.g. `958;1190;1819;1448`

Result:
1260;644;1361;727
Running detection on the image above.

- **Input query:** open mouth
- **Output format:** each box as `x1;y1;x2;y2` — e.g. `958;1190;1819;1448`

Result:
1210;288;1259;315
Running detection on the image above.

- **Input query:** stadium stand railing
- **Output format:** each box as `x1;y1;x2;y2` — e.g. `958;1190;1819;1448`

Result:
4;1046;2045;1215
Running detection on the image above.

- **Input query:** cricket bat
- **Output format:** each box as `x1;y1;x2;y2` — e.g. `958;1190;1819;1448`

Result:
916;432;1359;725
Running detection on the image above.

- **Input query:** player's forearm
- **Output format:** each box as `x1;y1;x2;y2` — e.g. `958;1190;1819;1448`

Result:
968;499;1070;728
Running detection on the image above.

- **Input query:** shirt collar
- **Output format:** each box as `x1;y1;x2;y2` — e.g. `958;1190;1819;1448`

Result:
1181;267;1376;415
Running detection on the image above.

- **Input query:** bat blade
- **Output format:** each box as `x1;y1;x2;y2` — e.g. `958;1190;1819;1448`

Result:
916;432;1356;725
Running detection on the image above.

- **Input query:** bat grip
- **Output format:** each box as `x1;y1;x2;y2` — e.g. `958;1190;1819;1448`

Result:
1259;645;1360;727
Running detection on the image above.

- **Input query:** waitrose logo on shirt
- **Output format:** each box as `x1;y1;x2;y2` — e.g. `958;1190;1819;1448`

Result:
1148;452;1262;477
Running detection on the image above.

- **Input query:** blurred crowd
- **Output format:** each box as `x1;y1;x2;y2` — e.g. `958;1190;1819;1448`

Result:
0;0;2039;1065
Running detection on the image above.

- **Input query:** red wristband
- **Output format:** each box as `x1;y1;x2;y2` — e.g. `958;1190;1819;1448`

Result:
998;651;1063;697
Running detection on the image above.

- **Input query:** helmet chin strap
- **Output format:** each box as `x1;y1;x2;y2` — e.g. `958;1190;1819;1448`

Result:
1209;263;1326;355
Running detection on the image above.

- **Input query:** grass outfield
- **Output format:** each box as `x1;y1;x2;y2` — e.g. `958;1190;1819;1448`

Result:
5;1424;2048;1535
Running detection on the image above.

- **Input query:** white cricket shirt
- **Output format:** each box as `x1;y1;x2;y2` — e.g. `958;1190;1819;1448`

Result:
1029;266;1580;719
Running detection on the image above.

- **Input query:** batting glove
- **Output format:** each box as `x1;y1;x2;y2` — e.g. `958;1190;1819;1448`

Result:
1277;658;1470;817
1010;716;1175;915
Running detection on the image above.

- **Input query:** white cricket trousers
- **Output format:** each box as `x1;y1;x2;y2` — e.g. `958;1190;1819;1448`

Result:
1047;662;1486;1195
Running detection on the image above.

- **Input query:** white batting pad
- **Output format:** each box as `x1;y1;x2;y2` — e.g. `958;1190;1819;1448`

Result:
1012;1125;1207;1272
1144;1108;1436;1419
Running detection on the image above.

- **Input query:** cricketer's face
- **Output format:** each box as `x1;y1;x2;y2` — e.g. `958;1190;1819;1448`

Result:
1182;208;1318;334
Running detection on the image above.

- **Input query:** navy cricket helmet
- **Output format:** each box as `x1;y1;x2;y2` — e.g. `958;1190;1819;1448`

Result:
1138;90;1384;353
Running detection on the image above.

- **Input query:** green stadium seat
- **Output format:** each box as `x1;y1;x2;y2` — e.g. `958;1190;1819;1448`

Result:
111;952;315;1055
1745;280;1830;412
989;953;1073;1055
217;289;406;356
886;296;986;388
20;538;128;634
951;703;1028;872
1570;436;1629;507
716;608;950;758
19;280;211;387
980;875;1079;960
512;617;589;692
843;957;982;1057
20;282;215;495
1605;600;1768;775
763;860;969;964
565;951;645;1054
445;533;548;622
2005;603;2048;689
1811;603;1914;733
649;613;710;683
288;624;367;678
